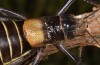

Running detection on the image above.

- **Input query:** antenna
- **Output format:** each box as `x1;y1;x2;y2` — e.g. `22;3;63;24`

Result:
57;0;75;15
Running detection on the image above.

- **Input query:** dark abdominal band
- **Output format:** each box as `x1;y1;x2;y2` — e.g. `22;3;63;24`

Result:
61;15;76;39
0;20;31;64
42;15;76;43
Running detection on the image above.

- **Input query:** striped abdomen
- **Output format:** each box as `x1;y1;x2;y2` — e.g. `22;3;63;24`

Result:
0;20;31;65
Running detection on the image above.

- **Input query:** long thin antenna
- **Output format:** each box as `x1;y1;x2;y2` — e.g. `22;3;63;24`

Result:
57;0;75;15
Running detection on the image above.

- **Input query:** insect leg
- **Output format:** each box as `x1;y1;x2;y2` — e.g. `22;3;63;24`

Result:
84;0;100;7
57;0;75;15
0;17;12;21
55;42;82;65
22;47;45;65
78;46;83;65
5;49;37;65
31;47;45;65
85;29;100;46
0;8;26;20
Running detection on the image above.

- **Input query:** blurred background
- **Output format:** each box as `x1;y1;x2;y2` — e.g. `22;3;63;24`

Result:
0;0;100;65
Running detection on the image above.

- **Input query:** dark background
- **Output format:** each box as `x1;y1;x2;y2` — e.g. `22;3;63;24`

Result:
0;0;100;65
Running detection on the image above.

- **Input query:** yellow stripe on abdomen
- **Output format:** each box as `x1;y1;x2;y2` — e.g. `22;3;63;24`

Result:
1;22;13;59
12;21;23;54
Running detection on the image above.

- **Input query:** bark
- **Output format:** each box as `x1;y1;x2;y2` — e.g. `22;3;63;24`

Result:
42;8;100;58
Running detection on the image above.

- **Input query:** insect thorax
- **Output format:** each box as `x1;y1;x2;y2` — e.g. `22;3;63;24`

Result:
41;15;76;44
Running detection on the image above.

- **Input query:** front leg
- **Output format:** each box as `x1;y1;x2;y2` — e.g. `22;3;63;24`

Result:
54;41;82;65
0;8;26;20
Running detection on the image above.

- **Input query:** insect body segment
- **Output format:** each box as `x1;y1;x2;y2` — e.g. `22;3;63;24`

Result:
0;20;32;65
23;19;45;47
